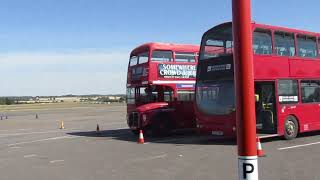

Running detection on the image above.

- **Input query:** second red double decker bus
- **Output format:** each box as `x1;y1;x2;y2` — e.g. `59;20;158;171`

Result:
127;42;199;136
196;22;320;140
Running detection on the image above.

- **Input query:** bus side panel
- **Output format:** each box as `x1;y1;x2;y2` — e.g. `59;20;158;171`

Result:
290;59;320;78
277;104;288;135
254;56;289;80
148;62;158;82
294;104;320;132
277;103;320;135
171;101;196;129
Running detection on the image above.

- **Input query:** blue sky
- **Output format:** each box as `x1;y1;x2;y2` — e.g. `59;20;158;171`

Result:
0;0;319;96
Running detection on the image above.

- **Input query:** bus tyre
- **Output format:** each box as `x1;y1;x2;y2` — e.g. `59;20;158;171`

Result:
148;114;171;137
131;130;139;135
284;116;298;140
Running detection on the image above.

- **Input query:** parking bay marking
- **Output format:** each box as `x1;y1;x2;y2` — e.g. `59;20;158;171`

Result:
24;154;37;158
50;160;64;163
278;141;320;150
8;135;79;147
0;129;82;138
0;129;31;132
128;154;167;163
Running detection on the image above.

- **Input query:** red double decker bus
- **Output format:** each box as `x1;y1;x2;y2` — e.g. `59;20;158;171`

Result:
196;22;320;140
127;42;199;136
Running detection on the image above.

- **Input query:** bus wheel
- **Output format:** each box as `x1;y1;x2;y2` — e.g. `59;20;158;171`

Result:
144;125;155;137
131;130;139;135
148;116;171;137
284;116;298;140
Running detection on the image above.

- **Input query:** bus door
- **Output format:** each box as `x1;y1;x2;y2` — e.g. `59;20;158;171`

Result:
255;82;277;134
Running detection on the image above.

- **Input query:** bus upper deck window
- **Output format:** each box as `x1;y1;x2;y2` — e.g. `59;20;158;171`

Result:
297;35;317;58
152;50;173;62
274;32;295;57
253;29;272;55
175;52;196;63
130;56;138;66
138;52;149;64
199;23;233;60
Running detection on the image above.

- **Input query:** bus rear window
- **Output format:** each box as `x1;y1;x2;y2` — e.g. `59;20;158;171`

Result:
175;52;196;63
297;35;317;58
152;51;173;62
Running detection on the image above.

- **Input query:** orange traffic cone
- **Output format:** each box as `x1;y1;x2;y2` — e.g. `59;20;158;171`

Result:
96;124;100;134
256;137;265;157
138;130;145;144
59;121;65;129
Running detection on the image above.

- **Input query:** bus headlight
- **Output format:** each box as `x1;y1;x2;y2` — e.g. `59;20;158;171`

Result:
232;126;236;132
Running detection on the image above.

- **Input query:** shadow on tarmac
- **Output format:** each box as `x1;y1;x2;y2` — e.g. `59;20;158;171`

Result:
260;130;320;143
68;128;319;145
67;128;236;146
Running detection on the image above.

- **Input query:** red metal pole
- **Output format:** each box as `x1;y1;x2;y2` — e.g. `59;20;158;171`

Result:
232;0;258;179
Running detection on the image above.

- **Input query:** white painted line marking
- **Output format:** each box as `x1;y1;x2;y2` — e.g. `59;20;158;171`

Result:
129;154;167;163
50;160;64;163
0;129;31;132
9;146;21;149
278;141;320;150
24;154;37;158
8;135;78;147
0;129;81;138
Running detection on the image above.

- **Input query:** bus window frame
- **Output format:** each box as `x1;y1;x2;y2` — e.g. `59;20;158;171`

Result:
129;56;138;66
137;51;150;64
300;80;320;104
126;87;135;104
277;79;299;104
253;28;273;55
151;50;173;62
274;31;296;57
296;34;318;59
177;90;195;102
199;23;233;61
174;52;197;63
318;38;320;57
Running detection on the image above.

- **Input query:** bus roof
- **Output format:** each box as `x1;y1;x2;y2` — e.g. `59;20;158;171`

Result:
131;42;200;56
206;21;320;37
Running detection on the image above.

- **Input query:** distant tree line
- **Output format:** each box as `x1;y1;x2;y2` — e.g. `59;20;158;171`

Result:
0;97;15;105
96;96;125;103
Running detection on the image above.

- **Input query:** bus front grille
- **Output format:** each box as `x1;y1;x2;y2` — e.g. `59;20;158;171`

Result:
128;112;139;128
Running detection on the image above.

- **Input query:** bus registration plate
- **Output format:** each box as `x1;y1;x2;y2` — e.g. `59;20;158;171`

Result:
212;131;224;136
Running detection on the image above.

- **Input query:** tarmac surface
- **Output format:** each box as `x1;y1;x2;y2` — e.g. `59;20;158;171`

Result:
0;103;319;180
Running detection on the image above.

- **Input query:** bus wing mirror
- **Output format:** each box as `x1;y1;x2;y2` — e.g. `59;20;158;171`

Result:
255;94;259;102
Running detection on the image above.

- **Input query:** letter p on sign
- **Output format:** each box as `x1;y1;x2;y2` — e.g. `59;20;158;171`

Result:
239;156;258;180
